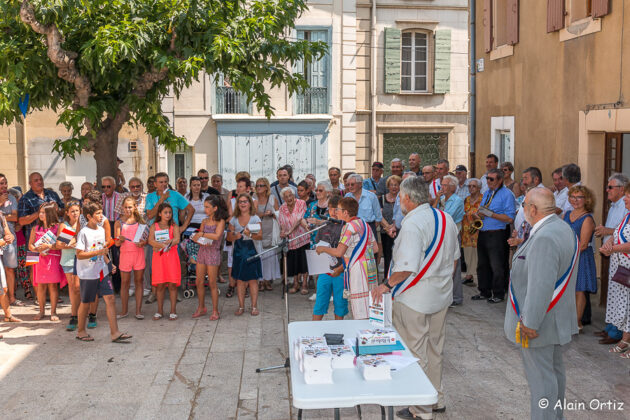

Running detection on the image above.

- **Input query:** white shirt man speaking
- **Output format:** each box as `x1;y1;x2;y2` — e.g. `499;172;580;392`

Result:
372;176;459;420
505;188;579;420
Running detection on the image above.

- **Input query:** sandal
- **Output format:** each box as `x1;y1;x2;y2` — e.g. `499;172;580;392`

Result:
10;299;25;307
4;316;22;322
169;313;178;320
226;286;235;298
112;333;132;343
621;352;630;359
609;340;630;353
116;313;128;320
135;314;145;320
251;307;259;316
192;308;207;318
258;281;264;291
33;313;45;321
264;281;273;291
234;307;245;316
153;313;163;321
288;284;299;294
50;315;60;322
300;287;309;295
76;334;94;342
209;312;220;321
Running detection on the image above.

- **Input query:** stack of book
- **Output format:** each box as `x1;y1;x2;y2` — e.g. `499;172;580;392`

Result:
356;355;392;381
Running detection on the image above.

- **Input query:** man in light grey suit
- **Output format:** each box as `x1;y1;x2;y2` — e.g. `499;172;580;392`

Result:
504;188;579;420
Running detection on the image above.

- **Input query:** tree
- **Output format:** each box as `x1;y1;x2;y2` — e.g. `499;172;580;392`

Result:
0;0;326;182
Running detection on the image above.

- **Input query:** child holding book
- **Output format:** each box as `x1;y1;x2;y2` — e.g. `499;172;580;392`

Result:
114;196;147;320
316;197;378;320
28;202;66;321
311;195;348;320
75;202;131;343
56;201;81;330
191;195;228;320
148;203;181;320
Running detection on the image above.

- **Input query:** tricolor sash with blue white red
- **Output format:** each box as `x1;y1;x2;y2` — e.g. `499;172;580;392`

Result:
431;179;441;197
508;233;579;320
342;218;370;292
391;207;447;299
616;212;630;255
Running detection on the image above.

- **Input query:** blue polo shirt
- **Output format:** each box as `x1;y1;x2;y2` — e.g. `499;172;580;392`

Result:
479;186;516;231
443;193;465;225
145;189;190;225
345;189;382;223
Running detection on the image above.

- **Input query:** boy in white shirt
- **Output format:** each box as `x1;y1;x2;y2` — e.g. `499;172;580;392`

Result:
75;202;131;343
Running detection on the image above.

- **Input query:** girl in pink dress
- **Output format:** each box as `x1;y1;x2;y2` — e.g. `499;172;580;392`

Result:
191;195;229;321
114;196;147;319
28;202;66;321
148;203;181;320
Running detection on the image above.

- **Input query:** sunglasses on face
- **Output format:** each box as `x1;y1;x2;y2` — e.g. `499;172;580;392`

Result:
102;185;113;189
607;185;623;190
255;184;266;188
199;176;209;180
487;177;498;182
502;168;511;172
129;185;141;189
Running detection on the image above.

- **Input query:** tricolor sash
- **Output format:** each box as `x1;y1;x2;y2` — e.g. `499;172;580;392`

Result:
508;233;579;346
342;218;370;292
391;207;447;299
431;179;441;197
616;212;630;256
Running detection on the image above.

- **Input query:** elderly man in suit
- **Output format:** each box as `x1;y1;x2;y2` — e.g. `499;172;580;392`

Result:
505;188;579;420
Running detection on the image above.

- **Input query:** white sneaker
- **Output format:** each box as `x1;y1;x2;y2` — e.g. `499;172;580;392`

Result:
143;289;151;297
129;288;135;297
308;293;317;301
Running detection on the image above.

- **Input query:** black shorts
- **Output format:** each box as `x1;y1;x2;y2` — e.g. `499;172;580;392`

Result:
286;244;309;277
80;275;114;303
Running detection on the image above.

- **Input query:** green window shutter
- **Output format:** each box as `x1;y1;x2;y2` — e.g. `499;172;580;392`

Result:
434;29;451;94
384;27;401;94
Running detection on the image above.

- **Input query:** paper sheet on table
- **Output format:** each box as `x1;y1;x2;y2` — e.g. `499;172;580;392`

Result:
305;250;334;275
380;354;419;371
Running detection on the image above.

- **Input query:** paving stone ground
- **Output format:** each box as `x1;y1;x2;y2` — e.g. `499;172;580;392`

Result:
0;276;628;420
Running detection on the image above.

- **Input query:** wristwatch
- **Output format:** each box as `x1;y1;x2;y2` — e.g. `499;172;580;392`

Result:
384;281;393;290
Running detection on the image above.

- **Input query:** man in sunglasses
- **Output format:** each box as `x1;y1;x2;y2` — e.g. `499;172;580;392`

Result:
472;168;515;303
479;154;499;194
197;169;222;196
511;167;546;248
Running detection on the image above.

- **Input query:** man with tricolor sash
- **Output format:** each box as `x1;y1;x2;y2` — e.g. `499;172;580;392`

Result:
372;176;459;420
504;188;579;420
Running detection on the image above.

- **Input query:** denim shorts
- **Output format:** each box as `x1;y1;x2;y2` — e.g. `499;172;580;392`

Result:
312;273;348;317
2;242;17;269
80;274;114;303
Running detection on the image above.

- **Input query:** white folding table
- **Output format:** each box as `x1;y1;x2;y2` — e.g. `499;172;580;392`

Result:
288;320;437;419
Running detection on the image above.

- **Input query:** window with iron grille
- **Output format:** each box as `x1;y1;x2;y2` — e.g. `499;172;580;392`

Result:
215;74;250;114
295;29;329;114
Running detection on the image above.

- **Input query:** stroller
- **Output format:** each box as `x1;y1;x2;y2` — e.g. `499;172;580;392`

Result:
181;238;210;299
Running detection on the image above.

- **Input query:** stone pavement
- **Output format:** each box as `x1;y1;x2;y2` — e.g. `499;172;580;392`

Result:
0;280;628;420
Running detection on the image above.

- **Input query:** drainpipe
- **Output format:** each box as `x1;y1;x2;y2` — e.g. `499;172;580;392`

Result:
469;0;476;176
371;0;377;163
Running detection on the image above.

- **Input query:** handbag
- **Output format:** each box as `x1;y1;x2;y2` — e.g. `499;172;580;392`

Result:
611;265;630;288
271;210;281;246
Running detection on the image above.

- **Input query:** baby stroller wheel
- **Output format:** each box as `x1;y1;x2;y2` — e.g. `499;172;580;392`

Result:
183;290;192;299
190;290;196;298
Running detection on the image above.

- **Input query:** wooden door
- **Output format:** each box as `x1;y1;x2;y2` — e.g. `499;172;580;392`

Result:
601;132;623;304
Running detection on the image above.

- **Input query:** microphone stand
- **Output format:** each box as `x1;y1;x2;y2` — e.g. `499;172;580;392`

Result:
250;221;334;373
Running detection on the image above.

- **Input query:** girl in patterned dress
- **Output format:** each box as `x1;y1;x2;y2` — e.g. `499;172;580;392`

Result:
317;197;378;319
191;195;228;320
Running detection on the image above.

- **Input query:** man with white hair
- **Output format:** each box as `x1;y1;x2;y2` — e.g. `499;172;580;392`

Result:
392;172;417;233
505;187;578;420
438;175;465;307
372;176;459;419
344;173;382;237
390;158;405;177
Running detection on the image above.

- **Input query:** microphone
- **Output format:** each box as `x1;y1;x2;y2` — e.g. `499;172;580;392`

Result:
322;215;344;224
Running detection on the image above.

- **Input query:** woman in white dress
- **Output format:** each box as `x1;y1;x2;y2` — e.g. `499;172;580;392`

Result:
254;178;280;291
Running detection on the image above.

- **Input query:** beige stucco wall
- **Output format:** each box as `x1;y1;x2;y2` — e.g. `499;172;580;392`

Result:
474;3;630;221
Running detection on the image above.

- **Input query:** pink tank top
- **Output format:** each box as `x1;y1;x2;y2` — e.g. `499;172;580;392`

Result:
121;222;141;252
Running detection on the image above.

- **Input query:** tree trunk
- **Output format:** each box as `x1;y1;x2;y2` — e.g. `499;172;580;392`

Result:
93;128;119;189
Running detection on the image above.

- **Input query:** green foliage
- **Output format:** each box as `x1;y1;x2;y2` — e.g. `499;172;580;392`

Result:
0;0;327;158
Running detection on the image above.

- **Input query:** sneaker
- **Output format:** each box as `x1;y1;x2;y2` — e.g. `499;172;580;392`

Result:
145;293;156;304
449;301;462;308
66;316;78;331
128;288;135;297
143;289;151;297
308;293;317;301
487;297;504;304
87;314;97;329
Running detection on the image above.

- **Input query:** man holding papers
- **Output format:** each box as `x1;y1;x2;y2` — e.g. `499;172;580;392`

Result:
371;176;459;420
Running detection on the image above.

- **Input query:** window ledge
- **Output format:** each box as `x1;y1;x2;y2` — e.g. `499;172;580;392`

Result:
398;91;436;96
212;114;333;121
489;44;514;61
559;17;601;42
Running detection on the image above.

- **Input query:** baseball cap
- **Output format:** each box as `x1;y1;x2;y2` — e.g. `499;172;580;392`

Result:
455;165;467;172
372;162;384;169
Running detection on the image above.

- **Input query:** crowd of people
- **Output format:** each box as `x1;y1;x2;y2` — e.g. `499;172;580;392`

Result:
0;152;629;417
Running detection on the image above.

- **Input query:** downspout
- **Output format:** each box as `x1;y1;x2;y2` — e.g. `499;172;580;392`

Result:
469;0;476;175
371;0;377;164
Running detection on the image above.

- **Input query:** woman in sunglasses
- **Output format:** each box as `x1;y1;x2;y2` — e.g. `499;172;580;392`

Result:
254;177;280;291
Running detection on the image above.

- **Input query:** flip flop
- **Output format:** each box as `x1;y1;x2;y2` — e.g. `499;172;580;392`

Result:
251;308;259;316
10;299;25;307
153;313;163;321
169;313;178;320
76;335;94;342
135;314;145;320
50;315;60;322
209;312;220;321
112;333;132;343
116;313;128;320
234;307;244;316
3;316;22;322
192;308;207;318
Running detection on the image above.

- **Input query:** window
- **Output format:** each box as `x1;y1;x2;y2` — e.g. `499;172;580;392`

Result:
384;28;450;95
174;153;185;180
484;0;519;55
295;29;329;114
497;131;511;164
547;0;609;34
490;116;514;164
401;32;429;92
215;74;249;114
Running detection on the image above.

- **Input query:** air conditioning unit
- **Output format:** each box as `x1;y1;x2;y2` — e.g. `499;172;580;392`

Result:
128;140;138;152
